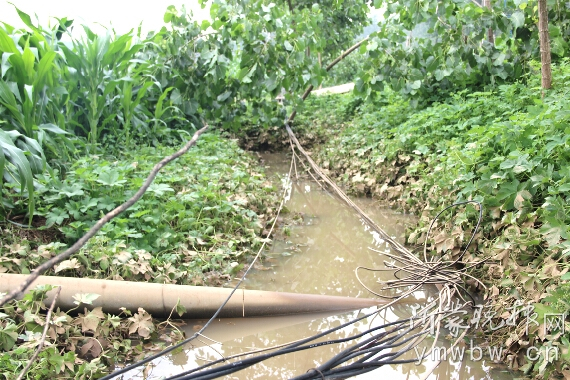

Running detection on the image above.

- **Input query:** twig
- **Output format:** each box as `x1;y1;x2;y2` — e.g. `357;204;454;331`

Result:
16;286;62;380
285;124;414;260
0;125;209;307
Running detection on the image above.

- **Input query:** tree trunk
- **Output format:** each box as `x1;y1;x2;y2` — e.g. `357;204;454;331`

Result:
484;0;494;44
538;0;552;90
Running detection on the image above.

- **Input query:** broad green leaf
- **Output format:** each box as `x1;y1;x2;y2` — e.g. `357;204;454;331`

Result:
164;5;177;23
148;183;174;196
0;129;35;224
96;171;126;187
11;4;40;32
175;298;186;317
33;51;56;90
557;183;570;192
59;184;84;197
46;208;69;226
217;90;232;102
511;11;525;29
0;80;25;128
38;123;69;134
155;87;174;118
0;27;19;54
171;88;182;105
0;323;18;351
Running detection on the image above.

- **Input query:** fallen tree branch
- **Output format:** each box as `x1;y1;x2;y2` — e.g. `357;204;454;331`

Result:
288;36;369;123
16;286;62;380
0;125;209;307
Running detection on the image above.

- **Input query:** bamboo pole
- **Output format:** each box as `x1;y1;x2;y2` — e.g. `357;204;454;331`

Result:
0;274;384;318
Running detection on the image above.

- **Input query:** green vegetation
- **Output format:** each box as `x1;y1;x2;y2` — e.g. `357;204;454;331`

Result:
355;0;570;100
2;0;570;377
315;60;570;377
2;133;277;284
0;0;371;377
0;133;277;379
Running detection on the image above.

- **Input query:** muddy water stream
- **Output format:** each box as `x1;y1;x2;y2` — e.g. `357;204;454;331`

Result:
140;153;513;380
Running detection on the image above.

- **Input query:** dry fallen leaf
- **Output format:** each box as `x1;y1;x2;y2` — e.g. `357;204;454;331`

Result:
129;307;154;338
76;307;105;333
54;258;81;273
80;337;102;358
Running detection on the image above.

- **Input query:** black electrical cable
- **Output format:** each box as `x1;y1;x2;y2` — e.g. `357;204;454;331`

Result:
161;199;471;380
167;317;420;380
1;218;37;228
314;359;419;380
325;330;426;368
178;331;418;380
314;322;423;371
297;341;423;380
309;358;420;380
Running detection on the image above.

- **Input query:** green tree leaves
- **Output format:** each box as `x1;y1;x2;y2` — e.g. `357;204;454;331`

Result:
356;0;570;100
1;0;371;224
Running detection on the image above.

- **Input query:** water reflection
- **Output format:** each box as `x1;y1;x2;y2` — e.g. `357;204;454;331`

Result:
139;153;513;379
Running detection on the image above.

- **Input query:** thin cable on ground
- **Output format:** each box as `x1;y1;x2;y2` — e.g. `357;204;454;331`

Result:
284;124;487;378
354;201;486;302
168;310;422;380
285;124;421;265
167;265;458;380
162;138;481;379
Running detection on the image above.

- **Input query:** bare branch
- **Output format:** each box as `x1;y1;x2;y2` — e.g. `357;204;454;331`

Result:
0;125;209;307
16;286;62;380
288;37;369;123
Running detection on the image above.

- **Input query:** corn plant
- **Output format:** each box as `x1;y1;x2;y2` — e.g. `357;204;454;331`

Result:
0;12;73;223
150;86;185;137
59;26;143;150
119;79;153;147
0;130;37;224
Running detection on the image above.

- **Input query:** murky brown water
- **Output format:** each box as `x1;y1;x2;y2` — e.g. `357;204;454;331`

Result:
135;153;514;380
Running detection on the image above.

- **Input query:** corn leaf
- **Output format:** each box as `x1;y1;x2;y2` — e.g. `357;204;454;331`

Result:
0;130;36;224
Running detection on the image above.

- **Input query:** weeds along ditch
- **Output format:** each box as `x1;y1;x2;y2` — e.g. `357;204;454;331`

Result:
0;132;282;378
312;60;570;378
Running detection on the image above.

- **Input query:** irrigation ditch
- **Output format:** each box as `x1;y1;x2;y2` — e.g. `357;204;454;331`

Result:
1;99;518;379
